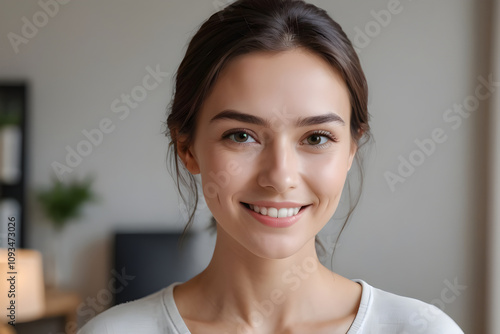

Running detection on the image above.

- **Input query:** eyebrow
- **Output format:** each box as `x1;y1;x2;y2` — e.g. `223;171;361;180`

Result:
209;109;346;127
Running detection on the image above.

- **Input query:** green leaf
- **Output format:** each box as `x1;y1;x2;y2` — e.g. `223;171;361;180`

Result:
36;174;99;230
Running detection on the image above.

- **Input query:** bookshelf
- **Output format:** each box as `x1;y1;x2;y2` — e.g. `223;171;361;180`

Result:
0;82;28;249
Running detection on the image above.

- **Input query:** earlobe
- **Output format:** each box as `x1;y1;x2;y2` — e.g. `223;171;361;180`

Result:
177;138;200;175
348;141;358;172
348;154;355;172
348;129;363;171
181;147;201;175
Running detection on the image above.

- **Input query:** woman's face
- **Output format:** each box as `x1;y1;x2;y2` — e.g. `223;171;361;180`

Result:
180;48;357;259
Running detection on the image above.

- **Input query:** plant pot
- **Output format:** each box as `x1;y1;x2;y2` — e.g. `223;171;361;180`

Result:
44;228;64;290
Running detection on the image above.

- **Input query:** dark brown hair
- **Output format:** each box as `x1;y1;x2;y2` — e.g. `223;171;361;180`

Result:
163;0;372;264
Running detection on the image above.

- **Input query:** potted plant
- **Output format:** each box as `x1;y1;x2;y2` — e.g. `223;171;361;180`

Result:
36;173;100;288
36;174;99;231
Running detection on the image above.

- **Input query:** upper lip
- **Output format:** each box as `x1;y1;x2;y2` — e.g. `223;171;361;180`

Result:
241;201;310;209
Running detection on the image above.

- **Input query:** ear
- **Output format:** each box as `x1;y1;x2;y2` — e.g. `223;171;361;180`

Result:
347;142;357;172
347;130;362;172
177;135;200;175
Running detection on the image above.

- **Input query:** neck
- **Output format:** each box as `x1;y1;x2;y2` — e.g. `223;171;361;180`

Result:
190;224;342;331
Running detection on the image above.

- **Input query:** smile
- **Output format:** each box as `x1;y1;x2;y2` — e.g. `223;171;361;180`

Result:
240;202;311;228
244;203;302;217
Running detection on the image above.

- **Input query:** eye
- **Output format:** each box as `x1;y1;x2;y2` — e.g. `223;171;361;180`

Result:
222;129;257;144
301;130;338;149
221;129;338;148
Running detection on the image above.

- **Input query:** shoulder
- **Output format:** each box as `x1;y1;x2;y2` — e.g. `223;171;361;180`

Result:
352;279;464;334
77;285;177;334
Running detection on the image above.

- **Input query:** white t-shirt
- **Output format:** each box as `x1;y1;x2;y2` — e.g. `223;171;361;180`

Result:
77;279;464;334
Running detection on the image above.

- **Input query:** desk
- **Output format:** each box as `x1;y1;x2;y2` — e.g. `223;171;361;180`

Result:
13;288;82;334
43;288;82;334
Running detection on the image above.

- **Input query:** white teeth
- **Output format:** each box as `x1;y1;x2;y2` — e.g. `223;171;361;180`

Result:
268;208;278;217
248;204;302;218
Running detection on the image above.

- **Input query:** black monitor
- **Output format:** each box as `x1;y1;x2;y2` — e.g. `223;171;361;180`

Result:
112;231;201;306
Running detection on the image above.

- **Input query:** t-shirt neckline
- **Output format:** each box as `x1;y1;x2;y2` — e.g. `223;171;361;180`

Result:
163;278;371;334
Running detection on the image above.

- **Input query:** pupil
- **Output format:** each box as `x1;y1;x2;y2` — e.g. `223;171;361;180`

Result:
309;135;320;145
237;133;247;142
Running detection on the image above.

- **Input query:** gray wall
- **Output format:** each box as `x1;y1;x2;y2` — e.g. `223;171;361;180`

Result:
488;1;500;333
0;1;493;333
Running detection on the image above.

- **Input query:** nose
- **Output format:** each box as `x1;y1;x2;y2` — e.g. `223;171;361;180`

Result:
257;135;299;193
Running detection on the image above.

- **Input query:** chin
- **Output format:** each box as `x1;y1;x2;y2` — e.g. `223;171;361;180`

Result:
242;234;307;260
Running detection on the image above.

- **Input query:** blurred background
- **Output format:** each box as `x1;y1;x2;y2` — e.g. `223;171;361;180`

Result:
0;0;499;333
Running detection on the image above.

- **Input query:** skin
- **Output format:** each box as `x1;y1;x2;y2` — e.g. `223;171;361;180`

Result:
176;48;362;334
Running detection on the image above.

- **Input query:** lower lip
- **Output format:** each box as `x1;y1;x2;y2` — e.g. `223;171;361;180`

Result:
241;203;309;228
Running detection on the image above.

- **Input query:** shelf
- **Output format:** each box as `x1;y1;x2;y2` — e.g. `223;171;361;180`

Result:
0;82;28;248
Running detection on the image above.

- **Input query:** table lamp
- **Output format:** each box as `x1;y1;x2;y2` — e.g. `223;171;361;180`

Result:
0;248;46;333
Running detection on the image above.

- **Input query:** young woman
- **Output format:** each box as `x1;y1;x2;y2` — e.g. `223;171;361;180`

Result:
78;0;464;333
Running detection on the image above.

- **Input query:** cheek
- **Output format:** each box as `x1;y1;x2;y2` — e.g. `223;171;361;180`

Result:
198;147;249;203
303;150;349;200
197;141;350;207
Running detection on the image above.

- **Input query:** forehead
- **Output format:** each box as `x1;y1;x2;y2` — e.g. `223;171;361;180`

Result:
200;48;351;124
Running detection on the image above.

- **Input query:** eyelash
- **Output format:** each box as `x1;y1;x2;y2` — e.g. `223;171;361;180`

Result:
221;129;338;149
